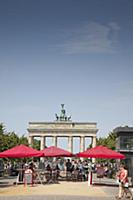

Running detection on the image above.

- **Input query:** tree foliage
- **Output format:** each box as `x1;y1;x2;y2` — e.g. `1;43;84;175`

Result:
0;123;28;152
0;123;41;153
19;135;28;146
96;132;117;150
32;139;40;150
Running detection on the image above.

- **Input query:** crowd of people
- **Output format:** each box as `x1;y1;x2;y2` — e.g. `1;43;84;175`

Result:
0;158;118;182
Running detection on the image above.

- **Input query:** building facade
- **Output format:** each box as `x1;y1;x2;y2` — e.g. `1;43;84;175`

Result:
114;126;133;182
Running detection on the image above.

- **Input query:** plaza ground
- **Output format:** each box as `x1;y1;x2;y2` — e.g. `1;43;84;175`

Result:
0;175;120;200
0;181;108;196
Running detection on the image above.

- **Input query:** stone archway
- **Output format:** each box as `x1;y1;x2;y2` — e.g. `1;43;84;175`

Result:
27;105;98;155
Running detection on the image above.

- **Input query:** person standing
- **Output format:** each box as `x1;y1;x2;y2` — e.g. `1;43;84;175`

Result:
116;164;133;200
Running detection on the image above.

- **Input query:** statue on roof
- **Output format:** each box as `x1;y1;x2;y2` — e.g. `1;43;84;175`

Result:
55;104;71;121
55;113;59;121
60;104;66;120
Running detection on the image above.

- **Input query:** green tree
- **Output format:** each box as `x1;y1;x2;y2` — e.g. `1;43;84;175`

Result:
19;135;28;145
96;132;117;150
96;136;107;146
7;132;19;148
0;123;5;134
105;132;117;150
0;123;6;151
32;139;40;150
0;123;29;152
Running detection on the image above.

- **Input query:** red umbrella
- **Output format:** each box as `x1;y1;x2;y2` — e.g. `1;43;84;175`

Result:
40;146;73;157
76;145;125;159
0;144;43;158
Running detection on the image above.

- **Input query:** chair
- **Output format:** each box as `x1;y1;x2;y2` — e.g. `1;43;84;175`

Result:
71;170;78;181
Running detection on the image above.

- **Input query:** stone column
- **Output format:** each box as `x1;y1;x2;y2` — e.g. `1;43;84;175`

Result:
68;136;73;153
80;136;85;152
40;136;45;162
92;136;96;148
92;136;96;163
28;136;33;147
40;136;45;150
52;136;57;147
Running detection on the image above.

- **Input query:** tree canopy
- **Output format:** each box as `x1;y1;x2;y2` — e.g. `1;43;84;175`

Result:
0;123;40;152
96;132;117;150
0;123;28;152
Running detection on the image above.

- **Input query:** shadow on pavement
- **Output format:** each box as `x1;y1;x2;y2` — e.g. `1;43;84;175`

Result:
92;182;118;187
0;181;13;188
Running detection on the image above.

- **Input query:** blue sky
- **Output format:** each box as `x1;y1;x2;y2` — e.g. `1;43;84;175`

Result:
0;0;133;151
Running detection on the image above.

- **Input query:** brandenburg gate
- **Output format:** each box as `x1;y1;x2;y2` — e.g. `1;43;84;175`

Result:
27;104;98;153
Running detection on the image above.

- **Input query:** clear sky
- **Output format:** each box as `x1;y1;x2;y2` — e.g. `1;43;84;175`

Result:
0;0;133;151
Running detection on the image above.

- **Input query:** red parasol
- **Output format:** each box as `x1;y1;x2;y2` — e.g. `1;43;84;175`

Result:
76;145;125;159
0;144;43;158
40;146;73;157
